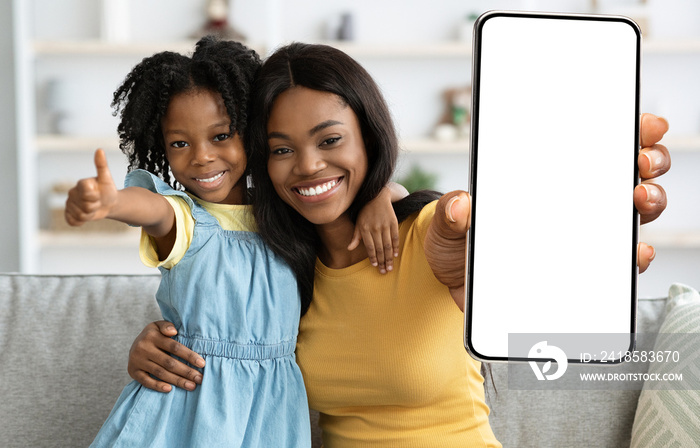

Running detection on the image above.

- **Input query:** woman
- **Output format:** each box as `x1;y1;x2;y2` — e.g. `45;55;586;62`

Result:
127;43;671;446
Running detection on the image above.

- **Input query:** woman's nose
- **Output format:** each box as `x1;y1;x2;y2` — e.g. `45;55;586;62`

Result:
294;148;326;175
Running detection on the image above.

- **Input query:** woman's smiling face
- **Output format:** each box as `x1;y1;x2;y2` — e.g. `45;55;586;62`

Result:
266;86;368;225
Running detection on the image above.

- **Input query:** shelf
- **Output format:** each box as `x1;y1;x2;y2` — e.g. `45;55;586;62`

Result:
401;134;700;155
402;138;469;154
643;38;700;54
34;39;199;56
30;37;700;60
325;41;472;58
39;228;141;249
32;39;472;59
639;229;700;249
662;135;700;152
36;135;120;152
310;39;700;58
32;39;266;57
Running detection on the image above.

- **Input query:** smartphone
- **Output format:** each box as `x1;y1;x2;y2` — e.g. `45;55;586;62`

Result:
465;11;641;363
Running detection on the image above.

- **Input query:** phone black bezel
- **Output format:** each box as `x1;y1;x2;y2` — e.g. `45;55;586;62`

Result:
464;10;642;364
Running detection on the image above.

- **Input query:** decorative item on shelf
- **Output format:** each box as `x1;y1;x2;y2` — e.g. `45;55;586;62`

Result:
191;0;246;41
433;86;471;142
397;164;438;194
457;11;480;44
100;0;130;42
433;123;458;142
45;78;81;135
337;12;355;41
325;12;355;41
48;182;129;233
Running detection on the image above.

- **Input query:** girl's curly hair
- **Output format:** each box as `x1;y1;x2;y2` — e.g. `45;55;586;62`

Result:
111;36;261;188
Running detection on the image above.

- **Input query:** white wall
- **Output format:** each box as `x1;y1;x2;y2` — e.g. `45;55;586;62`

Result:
1;0;20;272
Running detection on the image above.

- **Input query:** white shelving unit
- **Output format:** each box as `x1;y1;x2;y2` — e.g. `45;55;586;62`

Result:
38;228;142;248
639;229;700;249
31;36;700;56
643;38;700;54
35;135;120;152
13;0;700;277
33;39;267;58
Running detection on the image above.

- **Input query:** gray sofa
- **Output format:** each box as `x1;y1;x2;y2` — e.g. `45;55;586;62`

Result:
0;273;680;447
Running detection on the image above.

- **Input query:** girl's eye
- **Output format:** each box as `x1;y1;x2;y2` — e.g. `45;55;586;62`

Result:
321;136;341;147
171;141;189;149
214;133;231;142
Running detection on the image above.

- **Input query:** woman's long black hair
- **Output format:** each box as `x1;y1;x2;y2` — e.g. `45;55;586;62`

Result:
247;43;439;316
247;42;494;391
111;36;261;188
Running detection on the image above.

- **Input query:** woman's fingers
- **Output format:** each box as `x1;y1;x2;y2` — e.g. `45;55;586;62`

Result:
637;242;656;274
129;366;173;393
638;144;671;180
634;182;667;225
128;321;205;392
639;113;669;149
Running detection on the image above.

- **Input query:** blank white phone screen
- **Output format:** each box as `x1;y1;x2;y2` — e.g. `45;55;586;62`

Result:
465;12;640;362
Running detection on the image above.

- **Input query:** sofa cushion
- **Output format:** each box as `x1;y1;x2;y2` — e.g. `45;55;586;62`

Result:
0;274;162;448
630;284;700;447
487;295;668;448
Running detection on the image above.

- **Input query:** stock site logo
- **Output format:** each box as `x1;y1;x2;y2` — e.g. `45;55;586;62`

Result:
528;341;568;381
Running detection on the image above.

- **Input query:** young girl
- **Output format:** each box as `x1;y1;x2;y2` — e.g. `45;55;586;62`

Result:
66;37;401;447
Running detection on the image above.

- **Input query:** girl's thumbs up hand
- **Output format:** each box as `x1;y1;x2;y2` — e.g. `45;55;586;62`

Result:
65;149;118;226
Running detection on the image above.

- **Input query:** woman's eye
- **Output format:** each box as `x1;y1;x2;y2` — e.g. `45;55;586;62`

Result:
321;136;341;147
271;147;292;155
213;133;231;142
171;141;189;149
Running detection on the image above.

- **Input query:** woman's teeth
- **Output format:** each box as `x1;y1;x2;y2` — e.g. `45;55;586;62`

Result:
297;180;337;197
197;172;224;183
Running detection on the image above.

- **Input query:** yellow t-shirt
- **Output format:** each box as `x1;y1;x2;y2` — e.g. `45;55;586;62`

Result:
296;201;501;448
139;194;256;268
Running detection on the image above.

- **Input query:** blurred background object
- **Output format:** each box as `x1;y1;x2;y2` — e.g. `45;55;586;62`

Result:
191;0;246;41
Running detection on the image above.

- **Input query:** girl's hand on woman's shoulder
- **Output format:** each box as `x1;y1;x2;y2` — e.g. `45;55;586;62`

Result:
348;182;408;274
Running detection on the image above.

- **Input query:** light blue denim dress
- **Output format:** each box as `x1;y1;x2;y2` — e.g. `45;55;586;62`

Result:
91;170;310;447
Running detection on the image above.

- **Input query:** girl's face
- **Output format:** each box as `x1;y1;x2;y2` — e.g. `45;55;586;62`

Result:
162;88;247;205
266;86;368;225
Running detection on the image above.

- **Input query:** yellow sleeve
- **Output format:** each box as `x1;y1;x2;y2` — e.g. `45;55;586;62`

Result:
138;195;194;270
412;199;439;244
